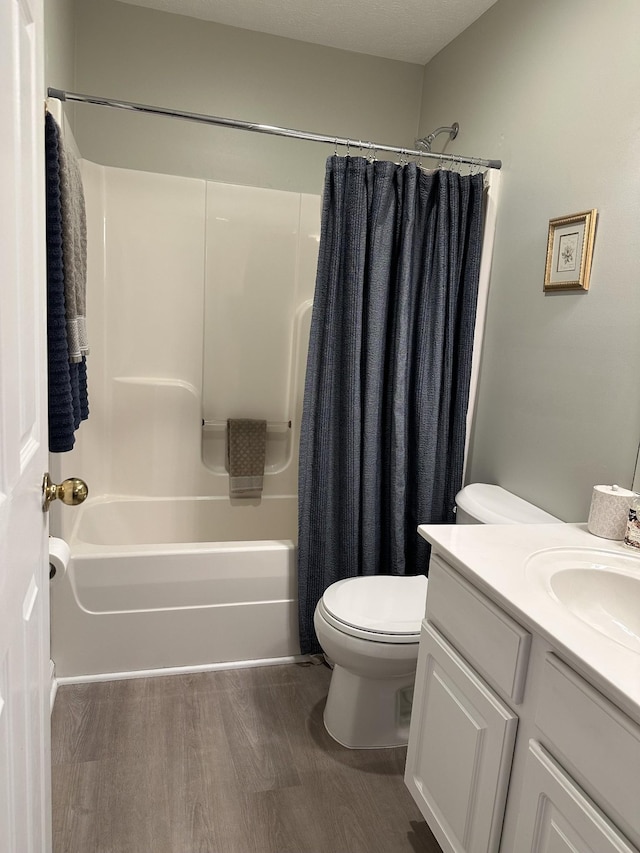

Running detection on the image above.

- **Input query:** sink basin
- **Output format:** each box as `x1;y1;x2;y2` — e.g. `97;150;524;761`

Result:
526;547;640;652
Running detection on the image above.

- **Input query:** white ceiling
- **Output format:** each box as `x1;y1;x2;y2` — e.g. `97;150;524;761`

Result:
117;0;498;64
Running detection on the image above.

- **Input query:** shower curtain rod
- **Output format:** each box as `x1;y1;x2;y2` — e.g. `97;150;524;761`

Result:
47;88;502;170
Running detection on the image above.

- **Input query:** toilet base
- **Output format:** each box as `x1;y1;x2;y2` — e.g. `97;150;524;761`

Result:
323;663;415;749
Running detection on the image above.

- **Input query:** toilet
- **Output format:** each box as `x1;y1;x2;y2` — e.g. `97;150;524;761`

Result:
314;483;560;749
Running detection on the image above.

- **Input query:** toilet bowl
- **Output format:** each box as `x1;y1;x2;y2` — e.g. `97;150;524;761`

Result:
314;574;428;749
314;483;561;749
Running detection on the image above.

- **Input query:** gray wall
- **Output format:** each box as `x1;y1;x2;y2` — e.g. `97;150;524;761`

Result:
419;0;640;520
45;0;640;521
44;0;75;91
44;0;77;133
64;0;424;193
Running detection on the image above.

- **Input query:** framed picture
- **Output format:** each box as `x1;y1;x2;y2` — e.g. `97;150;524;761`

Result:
544;209;597;292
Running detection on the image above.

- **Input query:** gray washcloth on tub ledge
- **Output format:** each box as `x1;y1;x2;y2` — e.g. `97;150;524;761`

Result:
226;418;267;498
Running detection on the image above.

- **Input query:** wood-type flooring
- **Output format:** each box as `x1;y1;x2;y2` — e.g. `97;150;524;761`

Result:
51;661;442;853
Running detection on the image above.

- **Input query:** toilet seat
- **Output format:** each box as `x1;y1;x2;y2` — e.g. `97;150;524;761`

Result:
319;575;427;644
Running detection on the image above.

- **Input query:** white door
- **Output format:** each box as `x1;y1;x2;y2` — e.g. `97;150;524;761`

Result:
514;741;637;853
0;0;51;851
404;622;518;853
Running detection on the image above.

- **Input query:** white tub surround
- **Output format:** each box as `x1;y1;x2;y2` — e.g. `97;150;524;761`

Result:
406;522;640;853
51;495;299;677
59;164;320;511
201;184;317;480
70;494;297;547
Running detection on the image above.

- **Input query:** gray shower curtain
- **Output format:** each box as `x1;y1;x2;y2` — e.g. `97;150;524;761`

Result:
298;156;485;655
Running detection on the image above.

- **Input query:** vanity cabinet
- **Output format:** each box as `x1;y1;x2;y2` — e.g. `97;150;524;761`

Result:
405;555;640;853
514;740;637;853
404;621;517;853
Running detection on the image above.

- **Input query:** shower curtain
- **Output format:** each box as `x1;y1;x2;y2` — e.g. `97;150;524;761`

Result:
297;156;485;655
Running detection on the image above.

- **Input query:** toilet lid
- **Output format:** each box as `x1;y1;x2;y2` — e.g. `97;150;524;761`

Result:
322;575;428;636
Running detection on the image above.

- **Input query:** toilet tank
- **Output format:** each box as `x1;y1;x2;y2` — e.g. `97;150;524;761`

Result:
455;483;561;525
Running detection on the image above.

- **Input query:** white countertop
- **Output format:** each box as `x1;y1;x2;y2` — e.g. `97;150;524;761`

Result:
418;522;640;723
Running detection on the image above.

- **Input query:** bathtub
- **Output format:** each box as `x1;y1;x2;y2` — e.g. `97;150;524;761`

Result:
50;495;300;678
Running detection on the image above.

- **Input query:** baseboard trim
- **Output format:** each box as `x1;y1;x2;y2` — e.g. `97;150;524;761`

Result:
55;654;309;685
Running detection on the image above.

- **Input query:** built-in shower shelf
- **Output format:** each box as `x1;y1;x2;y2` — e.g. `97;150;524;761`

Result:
201;418;293;474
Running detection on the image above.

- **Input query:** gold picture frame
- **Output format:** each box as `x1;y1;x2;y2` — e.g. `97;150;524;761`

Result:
544;209;597;292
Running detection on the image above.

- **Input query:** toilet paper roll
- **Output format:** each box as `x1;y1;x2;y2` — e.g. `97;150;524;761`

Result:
49;536;70;580
587;485;635;540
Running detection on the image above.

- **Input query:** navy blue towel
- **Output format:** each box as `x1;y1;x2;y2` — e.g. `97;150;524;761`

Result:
45;113;89;451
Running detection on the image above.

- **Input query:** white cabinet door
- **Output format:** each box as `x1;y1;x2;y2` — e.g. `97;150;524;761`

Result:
404;622;518;853
514;741;638;853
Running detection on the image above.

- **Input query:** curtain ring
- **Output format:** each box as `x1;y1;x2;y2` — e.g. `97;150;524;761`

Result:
334;138;338;156
346;139;351;157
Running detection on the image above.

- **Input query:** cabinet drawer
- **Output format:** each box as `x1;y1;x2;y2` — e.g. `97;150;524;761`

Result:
536;654;640;847
426;556;531;702
514;740;638;853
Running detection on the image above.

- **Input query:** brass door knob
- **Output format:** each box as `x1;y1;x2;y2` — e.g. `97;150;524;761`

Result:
42;472;89;512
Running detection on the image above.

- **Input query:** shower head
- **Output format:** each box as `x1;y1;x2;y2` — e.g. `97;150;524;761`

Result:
415;122;459;152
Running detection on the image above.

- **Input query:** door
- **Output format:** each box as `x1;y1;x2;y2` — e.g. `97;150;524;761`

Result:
405;622;518;853
0;0;51;851
514;741;638;853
